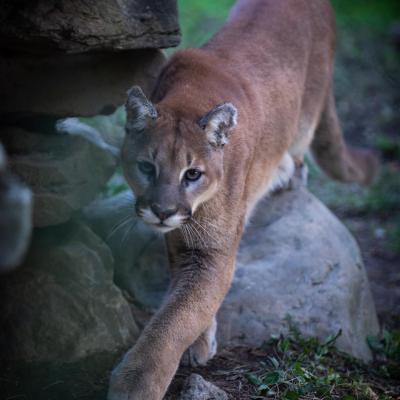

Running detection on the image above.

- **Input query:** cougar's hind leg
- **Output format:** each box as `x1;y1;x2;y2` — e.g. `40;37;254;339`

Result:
267;152;296;193
180;316;217;367
311;88;379;186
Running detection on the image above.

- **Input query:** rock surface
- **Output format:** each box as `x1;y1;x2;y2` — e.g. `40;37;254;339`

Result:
84;186;379;361
0;144;32;272
178;374;228;400
0;0;180;54
217;186;379;362
83;191;169;311
1;126;117;227
1;49;165;119
0;221;138;363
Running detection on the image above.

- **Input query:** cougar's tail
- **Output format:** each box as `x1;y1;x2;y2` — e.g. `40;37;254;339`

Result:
311;89;379;186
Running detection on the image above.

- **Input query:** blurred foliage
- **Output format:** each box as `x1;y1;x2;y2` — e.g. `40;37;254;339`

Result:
366;167;400;214
177;0;234;48
331;0;400;32
376;137;400;161
177;0;400;49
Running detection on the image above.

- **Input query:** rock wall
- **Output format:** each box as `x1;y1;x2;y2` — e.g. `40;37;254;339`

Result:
0;0;180;382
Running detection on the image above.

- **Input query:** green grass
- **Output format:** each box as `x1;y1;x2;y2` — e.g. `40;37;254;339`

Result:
245;320;400;399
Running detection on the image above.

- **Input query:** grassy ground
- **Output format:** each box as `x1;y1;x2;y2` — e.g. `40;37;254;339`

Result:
2;323;398;400
166;322;400;400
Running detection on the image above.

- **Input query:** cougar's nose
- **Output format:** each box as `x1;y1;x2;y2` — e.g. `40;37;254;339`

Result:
150;203;178;221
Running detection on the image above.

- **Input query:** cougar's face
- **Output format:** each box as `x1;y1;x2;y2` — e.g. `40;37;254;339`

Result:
122;116;223;233
122;87;237;233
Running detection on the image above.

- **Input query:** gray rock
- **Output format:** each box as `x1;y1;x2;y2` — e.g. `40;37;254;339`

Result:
1;126;117;227
83;191;169;311
179;374;228;400
217;186;379;362
0;142;5;170
84;186;379;361
0;0;179;54
0;221;139;363
0;143;33;272
1;49;165;118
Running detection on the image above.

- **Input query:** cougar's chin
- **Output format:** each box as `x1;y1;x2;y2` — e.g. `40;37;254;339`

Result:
150;223;177;234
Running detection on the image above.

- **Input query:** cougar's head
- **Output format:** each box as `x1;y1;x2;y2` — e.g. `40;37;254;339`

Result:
121;86;237;233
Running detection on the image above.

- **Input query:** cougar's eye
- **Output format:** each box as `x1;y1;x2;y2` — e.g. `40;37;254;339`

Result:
184;169;202;182
137;161;156;176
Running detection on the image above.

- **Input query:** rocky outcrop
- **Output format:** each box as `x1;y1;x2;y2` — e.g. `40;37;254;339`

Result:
84;185;379;361
0;0;180;54
1;50;166;119
0;1;179;396
0;222;138;363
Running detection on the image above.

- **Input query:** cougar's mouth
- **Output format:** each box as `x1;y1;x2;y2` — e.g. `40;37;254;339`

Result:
138;207;187;234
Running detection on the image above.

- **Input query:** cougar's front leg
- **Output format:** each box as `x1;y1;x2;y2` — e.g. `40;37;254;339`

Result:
108;251;235;400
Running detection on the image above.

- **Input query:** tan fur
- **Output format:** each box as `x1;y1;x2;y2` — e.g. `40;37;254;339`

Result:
108;1;378;399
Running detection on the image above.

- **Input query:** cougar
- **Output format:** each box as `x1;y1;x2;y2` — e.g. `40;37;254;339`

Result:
108;0;378;398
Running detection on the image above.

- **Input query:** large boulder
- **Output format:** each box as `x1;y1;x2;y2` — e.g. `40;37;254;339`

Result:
0;0;179;54
83;185;379;361
217;186;379;362
1;126;117;227
1;49;166;119
0;221;138;363
0;143;32;272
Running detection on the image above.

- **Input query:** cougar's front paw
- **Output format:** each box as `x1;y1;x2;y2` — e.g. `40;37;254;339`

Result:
181;319;217;367
108;367;134;400
108;352;158;400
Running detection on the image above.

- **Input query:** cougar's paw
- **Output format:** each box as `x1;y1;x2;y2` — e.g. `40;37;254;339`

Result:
181;319;217;367
107;352;154;400
108;364;135;400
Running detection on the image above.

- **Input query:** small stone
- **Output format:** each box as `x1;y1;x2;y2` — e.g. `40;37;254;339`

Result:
179;374;228;400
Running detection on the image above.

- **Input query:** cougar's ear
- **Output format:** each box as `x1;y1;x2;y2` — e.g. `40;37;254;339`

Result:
198;102;237;147
125;86;158;133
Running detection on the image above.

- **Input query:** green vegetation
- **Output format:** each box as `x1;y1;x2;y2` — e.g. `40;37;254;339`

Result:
245;322;400;399
177;0;234;48
331;0;400;32
177;0;400;49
